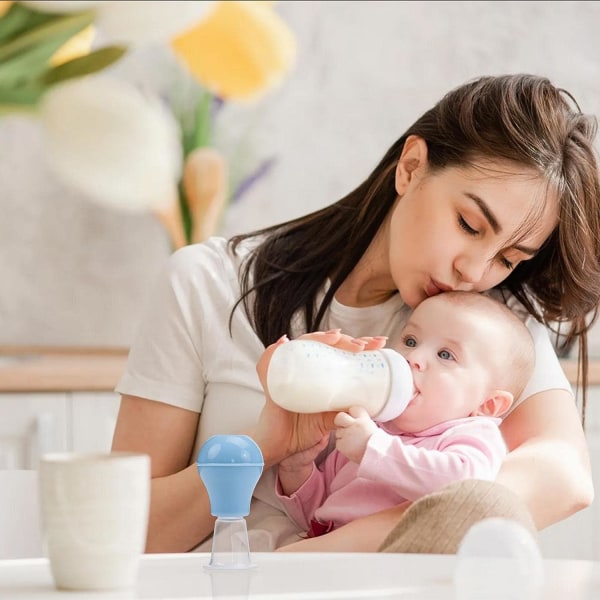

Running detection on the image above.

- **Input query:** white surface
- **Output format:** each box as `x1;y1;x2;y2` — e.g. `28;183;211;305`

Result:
0;552;599;599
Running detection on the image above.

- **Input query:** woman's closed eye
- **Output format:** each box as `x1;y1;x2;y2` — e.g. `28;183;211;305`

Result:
458;215;478;236
499;255;514;270
460;213;518;270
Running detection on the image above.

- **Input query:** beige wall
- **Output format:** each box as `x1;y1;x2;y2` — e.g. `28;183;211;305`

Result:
2;1;600;348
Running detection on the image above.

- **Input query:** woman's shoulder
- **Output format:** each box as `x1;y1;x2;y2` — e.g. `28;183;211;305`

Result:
165;236;259;280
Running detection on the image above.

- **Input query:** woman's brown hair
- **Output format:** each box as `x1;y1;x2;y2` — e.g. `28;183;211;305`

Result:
230;74;600;421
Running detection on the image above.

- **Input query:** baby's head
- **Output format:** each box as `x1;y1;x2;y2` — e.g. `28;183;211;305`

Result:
389;291;535;433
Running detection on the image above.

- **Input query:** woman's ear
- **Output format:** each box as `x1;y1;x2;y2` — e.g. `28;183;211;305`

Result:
395;135;428;195
476;390;514;418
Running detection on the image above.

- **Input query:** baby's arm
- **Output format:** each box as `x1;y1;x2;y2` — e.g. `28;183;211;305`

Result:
276;437;337;532
358;419;507;500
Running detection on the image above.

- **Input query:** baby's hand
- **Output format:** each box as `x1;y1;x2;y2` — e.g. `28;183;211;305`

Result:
334;406;378;463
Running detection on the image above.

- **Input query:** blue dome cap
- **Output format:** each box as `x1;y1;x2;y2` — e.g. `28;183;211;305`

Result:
196;435;264;518
197;434;264;466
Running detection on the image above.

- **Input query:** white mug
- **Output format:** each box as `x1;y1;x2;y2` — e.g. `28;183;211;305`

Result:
38;451;150;591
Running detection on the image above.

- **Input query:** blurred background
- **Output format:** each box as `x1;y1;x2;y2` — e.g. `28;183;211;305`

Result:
2;0;600;348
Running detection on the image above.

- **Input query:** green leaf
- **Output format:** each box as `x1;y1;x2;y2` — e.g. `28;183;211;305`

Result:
0;10;95;63
193;90;213;150
178;183;193;246
0;11;97;87
0;84;45;111
0;3;58;46
40;45;127;86
0;34;71;85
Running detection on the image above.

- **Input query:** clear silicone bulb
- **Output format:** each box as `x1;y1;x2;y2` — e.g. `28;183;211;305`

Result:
454;517;544;600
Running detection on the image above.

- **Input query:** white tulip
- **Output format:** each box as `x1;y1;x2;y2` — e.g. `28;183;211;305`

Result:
94;1;216;46
19;1;101;13
40;76;182;212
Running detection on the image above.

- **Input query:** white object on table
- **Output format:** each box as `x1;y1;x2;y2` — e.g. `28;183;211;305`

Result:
455;517;545;599
38;452;150;591
0;470;43;559
1;552;600;599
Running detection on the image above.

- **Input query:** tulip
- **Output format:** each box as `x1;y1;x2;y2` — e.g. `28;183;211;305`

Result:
40;76;182;212
0;1;13;17
19;1;100;12
171;0;296;101
94;0;215;46
50;25;95;67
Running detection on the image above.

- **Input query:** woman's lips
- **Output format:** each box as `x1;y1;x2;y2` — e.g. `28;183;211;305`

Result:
425;279;452;297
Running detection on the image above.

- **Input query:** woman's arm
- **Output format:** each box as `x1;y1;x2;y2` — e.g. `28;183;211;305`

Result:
111;394;213;553
498;388;593;529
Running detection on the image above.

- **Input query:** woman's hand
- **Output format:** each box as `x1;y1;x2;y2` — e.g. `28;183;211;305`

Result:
278;434;330;497
253;330;387;467
279;434;330;473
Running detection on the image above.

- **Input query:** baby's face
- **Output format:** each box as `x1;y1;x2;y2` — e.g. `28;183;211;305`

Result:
389;297;502;433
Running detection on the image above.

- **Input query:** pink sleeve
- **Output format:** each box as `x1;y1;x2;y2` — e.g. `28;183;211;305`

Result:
356;420;507;501
275;453;342;531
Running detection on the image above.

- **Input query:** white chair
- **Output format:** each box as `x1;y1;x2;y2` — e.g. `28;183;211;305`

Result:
0;469;44;558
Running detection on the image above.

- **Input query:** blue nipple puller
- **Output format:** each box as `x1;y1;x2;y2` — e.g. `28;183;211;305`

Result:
196;434;264;570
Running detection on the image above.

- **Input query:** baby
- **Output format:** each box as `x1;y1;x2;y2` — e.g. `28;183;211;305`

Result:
263;291;535;539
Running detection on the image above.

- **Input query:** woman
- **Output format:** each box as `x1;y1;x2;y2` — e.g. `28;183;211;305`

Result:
113;74;600;553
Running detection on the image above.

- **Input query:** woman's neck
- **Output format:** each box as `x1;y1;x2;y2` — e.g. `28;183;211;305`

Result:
335;226;396;307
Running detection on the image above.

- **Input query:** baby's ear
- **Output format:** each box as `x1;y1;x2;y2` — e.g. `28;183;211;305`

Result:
477;391;514;418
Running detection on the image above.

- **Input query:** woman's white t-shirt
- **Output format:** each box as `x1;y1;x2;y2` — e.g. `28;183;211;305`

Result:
116;236;572;551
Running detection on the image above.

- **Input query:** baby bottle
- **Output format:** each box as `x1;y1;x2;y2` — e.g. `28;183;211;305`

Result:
266;339;415;422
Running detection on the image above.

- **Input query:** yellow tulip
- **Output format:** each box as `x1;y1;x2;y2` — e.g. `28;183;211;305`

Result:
0;1;13;17
50;25;95;67
171;0;296;101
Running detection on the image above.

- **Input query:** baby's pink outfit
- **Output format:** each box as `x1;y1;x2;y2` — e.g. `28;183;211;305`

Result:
276;416;505;533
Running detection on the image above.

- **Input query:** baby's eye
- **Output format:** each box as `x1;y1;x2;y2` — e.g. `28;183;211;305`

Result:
404;336;417;348
438;349;454;361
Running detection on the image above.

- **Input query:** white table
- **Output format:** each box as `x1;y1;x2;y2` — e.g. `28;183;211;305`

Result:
1;552;600;599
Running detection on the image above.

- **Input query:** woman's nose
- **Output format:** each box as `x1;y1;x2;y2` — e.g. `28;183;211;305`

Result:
454;252;489;284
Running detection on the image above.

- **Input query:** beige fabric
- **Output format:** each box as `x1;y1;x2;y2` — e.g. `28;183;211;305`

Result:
379;479;537;554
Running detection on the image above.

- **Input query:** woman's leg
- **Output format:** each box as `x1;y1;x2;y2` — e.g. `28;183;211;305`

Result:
378;479;537;554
